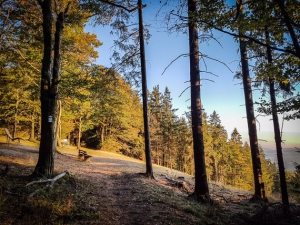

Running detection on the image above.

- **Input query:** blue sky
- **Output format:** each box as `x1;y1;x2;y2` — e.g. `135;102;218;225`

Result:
85;1;300;151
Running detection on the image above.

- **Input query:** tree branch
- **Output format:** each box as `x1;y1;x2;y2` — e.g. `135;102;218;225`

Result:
26;171;70;197
170;12;299;58
161;53;189;76
98;0;144;12
275;0;300;58
202;21;298;58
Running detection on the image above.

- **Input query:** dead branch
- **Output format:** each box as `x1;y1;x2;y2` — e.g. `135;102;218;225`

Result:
161;53;189;76
201;78;216;83
26;170;70;197
200;70;219;77
258;139;268;142
179;85;190;97
170;12;299;58
98;0;144;13
201;54;233;73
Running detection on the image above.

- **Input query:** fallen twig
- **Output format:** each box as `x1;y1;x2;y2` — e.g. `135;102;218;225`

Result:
26;170;70;197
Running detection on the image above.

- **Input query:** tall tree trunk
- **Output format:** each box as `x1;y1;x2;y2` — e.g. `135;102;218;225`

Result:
100;123;105;147
34;0;54;177
77;117;82;149
239;37;265;200
188;0;209;202
13;111;17;139
12;97;19;139
30;109;35;141
138;0;153;178
56;100;62;147
214;157;218;183
156;144;159;165
265;31;289;205
33;1;69;177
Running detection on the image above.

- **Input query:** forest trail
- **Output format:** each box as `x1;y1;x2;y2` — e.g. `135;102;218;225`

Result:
0;142;299;225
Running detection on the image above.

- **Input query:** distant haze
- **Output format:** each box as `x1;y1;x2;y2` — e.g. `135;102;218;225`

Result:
240;131;300;171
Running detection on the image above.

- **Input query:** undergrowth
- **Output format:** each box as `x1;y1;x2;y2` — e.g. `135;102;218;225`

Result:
0;171;94;225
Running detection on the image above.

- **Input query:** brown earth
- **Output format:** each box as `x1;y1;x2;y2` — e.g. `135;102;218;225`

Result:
0;142;299;225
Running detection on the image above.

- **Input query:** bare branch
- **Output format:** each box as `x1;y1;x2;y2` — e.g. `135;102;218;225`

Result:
201;54;234;73
170;12;298;57
200;70;219;77
200;78;216;83
98;0;144;13
258;139;268;142
26;171;70;197
161;53;189;76
179;85;190;97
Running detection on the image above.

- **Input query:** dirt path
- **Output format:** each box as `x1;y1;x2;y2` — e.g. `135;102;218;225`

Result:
0;144;207;224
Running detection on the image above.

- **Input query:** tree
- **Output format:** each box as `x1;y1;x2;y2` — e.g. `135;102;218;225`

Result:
207;111;227;184
149;85;163;165
197;0;300;59
0;0;42;139
265;29;289;205
259;148;278;196
138;0;153;178
160;87;178;169
227;128;245;187
188;0;209;202
175;117;193;174
238;36;266;200
33;0;71;177
274;0;300;58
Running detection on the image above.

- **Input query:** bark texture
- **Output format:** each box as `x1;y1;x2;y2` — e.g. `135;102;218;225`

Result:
138;0;153;178
34;1;68;177
265;30;289;205
239;38;265;199
188;0;209;201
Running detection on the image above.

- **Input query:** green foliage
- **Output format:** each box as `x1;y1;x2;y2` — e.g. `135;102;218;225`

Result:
148;90;281;195
64;69;145;157
286;164;300;202
148;86;192;170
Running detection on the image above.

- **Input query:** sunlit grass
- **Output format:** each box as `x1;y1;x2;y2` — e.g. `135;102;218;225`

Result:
0;134;40;148
0;155;36;166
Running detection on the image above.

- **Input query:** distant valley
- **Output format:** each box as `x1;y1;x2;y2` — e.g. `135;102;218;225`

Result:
240;131;300;171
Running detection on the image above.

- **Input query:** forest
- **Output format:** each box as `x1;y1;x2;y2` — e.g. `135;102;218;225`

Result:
0;0;300;215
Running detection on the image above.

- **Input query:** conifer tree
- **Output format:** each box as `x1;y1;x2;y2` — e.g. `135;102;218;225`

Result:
188;0;209;202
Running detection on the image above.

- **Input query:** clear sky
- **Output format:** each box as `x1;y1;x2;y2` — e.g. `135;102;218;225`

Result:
85;1;300;152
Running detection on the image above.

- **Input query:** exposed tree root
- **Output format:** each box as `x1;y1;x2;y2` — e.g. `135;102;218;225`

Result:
189;192;213;204
138;172;155;179
249;194;268;203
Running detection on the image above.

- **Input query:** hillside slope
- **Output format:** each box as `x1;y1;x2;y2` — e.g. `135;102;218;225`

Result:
0;142;299;225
